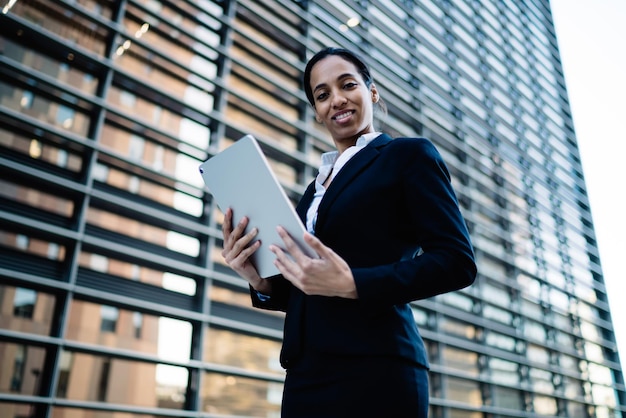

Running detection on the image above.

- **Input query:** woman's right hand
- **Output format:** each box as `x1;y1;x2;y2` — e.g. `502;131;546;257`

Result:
221;208;271;294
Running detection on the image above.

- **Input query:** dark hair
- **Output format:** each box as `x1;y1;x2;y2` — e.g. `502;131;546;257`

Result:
303;47;374;106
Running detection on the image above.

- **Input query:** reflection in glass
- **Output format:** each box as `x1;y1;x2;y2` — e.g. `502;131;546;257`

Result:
534;395;557;415
204;327;283;375
66;300;193;361
0;285;55;335
445;377;481;407
0;402;31;418
440;316;476;340
449;410;483;418
13;287;36;318
441;346;478;376
202;372;282;416
489;357;519;385
56;351;187;409
492;385;523;410
100;305;119;333
0;342;46;396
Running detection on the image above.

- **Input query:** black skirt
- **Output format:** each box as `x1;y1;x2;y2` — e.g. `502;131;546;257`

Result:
281;350;429;418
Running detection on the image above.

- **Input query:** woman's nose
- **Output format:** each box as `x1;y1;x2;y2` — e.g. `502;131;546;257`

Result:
332;93;348;108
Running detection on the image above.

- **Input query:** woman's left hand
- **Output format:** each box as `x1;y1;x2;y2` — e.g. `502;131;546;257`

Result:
269;226;358;299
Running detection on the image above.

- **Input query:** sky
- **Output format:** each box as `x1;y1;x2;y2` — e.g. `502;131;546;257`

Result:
550;0;626;372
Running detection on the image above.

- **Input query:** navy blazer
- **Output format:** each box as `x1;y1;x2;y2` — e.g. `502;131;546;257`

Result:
251;134;477;369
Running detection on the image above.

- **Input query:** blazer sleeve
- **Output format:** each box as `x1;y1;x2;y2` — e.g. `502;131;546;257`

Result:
248;274;292;312
352;138;476;308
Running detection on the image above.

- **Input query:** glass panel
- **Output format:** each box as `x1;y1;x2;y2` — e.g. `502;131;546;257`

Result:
13;287;37;318
445;377;482;407
0;402;33;418
485;331;516;352
91;162;203;217
100;305;119;332
204;327;284;375
57;350;187;409
0;128;84;174
77;251;197;294
489;358;519;385
52;409;174;418
99;124;204;179
0;342;47;396
202;372;282;416
0;230;67;261
563;375;585;400
11;0;109;56
440;291;473;311
534;395;557;415
119;3;218;111
566;400;588;418
0;179;75;219
66;300;192;361
483;304;512;324
0;37;99;96
106;86;209;149
492;385;523;410
524;320;546;343
441;346;478;376
527;344;549;365
439;316;476;340
591;384;618;414
530;367;554;393
85;206;200;257
450;410;482;418
0;285;55;335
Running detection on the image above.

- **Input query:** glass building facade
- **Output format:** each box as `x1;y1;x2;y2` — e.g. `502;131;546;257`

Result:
0;0;624;417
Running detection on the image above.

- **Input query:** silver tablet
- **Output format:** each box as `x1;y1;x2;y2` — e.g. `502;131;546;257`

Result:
199;134;316;278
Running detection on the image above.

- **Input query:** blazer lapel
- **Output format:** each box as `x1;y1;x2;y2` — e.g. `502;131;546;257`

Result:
296;182;315;224
314;134;392;234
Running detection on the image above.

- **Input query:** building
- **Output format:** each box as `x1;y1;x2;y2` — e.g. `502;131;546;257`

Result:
0;0;624;417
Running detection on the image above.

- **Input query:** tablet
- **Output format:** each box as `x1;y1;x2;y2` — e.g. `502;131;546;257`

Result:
199;135;316;278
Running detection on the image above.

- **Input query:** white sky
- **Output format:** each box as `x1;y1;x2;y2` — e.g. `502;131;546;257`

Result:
550;0;626;372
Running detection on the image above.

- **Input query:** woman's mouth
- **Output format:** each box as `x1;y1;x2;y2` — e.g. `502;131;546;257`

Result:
332;110;354;122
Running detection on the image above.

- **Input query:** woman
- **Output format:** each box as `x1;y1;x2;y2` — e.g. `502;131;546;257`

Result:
221;47;477;417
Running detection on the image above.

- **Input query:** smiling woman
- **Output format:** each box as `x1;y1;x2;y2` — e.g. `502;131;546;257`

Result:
306;55;378;152
219;47;477;418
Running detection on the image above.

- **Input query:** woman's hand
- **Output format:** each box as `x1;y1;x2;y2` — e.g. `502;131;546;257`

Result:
269;226;358;299
221;208;271;294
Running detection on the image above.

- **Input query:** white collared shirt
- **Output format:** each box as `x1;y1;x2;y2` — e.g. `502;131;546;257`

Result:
305;132;381;233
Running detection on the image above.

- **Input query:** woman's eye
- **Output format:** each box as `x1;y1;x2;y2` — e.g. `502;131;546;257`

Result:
344;82;357;89
316;92;329;101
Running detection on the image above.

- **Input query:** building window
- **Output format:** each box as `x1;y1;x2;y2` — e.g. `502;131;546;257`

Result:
120;90;136;107
13;287;36;318
128;134;145;161
56;351;73;398
97;358;111;401
133;312;143;338
20;90;34;108
100;305;119;332
10;345;26;392
55;104;75;129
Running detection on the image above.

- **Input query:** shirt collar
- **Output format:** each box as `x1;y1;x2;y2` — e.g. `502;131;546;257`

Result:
320;132;381;167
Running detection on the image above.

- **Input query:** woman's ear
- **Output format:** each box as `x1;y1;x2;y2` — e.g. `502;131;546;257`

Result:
314;109;323;124
371;85;379;103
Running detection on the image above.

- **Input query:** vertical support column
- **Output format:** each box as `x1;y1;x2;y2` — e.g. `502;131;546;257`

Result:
39;2;127;418
188;0;238;413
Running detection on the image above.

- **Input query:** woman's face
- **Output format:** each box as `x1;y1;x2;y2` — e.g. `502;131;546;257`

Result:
309;55;378;149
